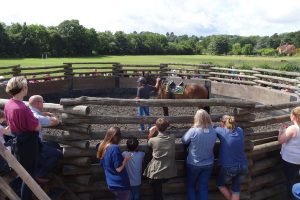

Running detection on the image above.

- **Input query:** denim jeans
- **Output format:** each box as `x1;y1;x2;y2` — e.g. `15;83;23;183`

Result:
217;164;248;194
36;141;63;177
186;164;213;200
130;185;141;200
138;106;151;130
110;189;131;200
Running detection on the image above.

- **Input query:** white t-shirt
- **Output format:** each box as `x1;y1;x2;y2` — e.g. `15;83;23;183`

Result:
122;151;145;186
281;125;300;164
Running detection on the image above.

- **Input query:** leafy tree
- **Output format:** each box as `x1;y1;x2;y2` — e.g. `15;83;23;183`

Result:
57;20;91;56
207;36;229;55
231;43;242;55
0;23;11;57
241;44;253;55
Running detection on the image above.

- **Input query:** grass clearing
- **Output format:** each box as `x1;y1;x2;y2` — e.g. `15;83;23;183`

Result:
0;55;300;70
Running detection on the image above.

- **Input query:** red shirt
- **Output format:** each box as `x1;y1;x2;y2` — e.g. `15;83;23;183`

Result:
4;99;39;133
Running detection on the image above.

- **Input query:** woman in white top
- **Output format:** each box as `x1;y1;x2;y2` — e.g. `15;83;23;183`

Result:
278;106;300;199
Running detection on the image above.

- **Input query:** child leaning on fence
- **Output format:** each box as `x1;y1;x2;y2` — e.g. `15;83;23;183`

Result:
97;127;132;200
122;137;145;200
143;118;177;200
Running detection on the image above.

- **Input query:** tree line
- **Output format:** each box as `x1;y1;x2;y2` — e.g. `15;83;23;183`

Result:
0;19;299;58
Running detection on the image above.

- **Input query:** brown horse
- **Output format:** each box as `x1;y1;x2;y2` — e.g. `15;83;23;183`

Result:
156;79;210;116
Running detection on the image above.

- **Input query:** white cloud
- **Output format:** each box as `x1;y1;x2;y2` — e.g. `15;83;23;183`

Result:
1;0;300;36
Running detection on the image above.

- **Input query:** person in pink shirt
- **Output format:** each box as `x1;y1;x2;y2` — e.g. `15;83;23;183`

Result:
4;76;41;200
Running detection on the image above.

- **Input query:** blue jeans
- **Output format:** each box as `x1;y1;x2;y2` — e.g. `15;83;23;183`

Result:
130;185;141;200
138;106;151;131
110;189;131;200
36;141;62;177
217;164;248;194
186;164;213;200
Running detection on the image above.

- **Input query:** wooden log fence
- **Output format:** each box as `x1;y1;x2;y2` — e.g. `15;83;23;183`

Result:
1;63;300;95
1;62;299;199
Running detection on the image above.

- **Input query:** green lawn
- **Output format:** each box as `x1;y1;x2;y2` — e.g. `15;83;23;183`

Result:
0;55;300;70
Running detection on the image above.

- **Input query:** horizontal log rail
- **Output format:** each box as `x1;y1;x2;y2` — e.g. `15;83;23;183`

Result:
0;64;20;70
254;80;299;91
20;65;67;70
63;62;119;65
253;67;300;77
167;68;211;72
61;113;255;125
60;97;256;108
237;101;300;114
122;64;161;68
0;99;90;116
238;114;290;128
208;77;256;85
162;63;213;68
254;73;300;84
18;69;66;76
209;72;257;79
210;67;259;74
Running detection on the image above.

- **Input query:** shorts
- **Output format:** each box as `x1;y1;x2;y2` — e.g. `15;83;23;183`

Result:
217;164;248;194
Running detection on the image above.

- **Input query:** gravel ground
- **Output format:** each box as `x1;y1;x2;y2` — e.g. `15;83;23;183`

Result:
44;94;290;146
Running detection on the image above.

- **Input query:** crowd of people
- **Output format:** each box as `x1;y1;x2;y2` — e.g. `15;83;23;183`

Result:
98;109;248;200
0;76;62;200
1;75;300;200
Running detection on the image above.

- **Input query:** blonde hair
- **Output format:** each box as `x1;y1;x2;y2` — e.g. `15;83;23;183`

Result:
193;109;212;128
221;115;236;130
97;127;121;159
291;107;300;126
6;76;27;96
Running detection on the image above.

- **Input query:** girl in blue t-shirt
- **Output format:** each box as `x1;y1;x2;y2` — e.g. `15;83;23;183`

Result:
97;127;132;200
215;115;248;200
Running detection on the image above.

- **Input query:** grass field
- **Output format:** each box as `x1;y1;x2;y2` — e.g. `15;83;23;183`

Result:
0;55;300;70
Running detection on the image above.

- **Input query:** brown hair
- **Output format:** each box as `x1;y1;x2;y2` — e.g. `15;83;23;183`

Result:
291;107;300;126
221;115;236;130
97;127;121;159
155;118;169;132
193;109;212;128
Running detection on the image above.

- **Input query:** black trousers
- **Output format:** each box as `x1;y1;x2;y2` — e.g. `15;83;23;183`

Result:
282;159;300;200
13;132;39;200
148;178;167;200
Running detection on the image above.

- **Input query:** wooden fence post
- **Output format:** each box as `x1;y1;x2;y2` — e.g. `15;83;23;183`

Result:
0;143;51;200
12;64;21;77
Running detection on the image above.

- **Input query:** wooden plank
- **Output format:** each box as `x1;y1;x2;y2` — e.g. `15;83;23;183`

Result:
162;63;213;68
0;143;51;200
210;67;259;74
208;72;257;79
209;77;256;85
253;67;300;77
60;97;256;108
61;113;255;125
254;80;299;90
237;101;300;114
254;73;300;84
0;176;21;200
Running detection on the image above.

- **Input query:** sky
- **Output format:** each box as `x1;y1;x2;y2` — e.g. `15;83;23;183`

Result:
1;0;300;37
